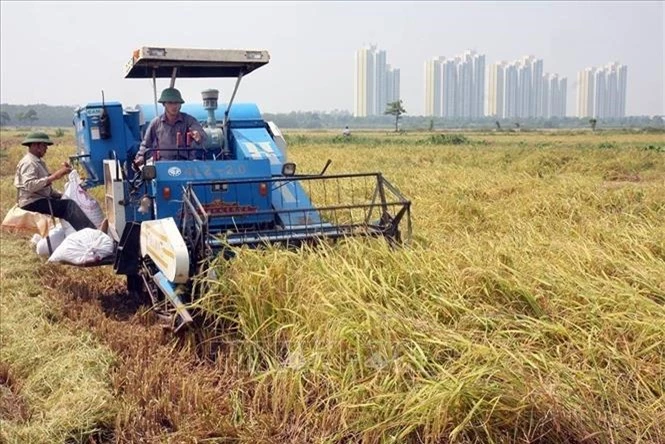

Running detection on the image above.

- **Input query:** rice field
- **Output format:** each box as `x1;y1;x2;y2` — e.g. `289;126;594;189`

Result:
1;128;664;443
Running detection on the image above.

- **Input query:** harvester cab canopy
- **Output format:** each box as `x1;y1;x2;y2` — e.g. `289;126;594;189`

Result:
123;46;270;79
123;46;271;146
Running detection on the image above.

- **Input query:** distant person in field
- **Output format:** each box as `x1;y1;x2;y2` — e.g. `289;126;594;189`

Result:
14;132;95;231
134;87;207;166
343;125;351;138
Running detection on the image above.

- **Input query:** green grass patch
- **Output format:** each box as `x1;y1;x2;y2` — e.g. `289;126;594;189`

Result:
284;132;483;147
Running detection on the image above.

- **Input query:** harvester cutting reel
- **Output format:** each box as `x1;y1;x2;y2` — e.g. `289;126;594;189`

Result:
131;171;412;333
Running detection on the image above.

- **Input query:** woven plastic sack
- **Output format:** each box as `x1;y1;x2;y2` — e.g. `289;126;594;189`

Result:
35;223;76;257
1;205;55;237
48;228;114;265
62;170;105;228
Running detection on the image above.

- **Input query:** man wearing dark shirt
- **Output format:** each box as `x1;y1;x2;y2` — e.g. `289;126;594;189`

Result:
134;87;207;166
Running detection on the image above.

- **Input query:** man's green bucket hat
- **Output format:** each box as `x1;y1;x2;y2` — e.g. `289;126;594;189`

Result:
158;87;185;104
21;132;54;146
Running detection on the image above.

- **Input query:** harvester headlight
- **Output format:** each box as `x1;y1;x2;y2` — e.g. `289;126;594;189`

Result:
282;163;296;177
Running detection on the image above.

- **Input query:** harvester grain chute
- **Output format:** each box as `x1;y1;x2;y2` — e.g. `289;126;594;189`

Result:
70;46;411;331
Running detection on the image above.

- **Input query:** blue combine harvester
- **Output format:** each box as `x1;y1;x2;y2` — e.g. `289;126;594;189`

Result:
71;46;411;331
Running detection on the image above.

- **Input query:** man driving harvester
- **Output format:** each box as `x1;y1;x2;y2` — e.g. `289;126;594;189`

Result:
133;87;207;167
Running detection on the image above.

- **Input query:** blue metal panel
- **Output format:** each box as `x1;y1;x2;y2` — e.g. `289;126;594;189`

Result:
151;159;273;228
73;102;141;188
270;180;323;226
224;127;320;226
226;127;321;226
229;127;285;175
123;109;142;142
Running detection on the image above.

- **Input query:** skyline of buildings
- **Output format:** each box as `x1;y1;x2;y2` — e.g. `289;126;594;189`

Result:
354;45;401;117
576;62;628;118
424;50;486;119
486;56;567;119
355;46;630;119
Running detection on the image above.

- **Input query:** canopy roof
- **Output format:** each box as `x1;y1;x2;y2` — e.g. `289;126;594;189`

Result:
124;47;270;79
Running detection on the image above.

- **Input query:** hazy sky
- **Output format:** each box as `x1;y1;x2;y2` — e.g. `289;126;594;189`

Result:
1;1;663;116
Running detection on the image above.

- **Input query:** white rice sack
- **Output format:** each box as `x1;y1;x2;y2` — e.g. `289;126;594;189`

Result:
36;224;69;257
31;234;42;245
60;220;76;236
62;170;105;228
48;228;114;265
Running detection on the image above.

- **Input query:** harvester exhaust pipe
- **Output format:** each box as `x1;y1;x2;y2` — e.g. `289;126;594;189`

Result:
201;89;219;127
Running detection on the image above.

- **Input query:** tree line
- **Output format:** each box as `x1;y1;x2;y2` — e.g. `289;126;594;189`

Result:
1;104;78;127
1;103;662;131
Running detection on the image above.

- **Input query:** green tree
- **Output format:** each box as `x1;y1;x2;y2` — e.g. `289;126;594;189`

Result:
15;109;38;126
0;111;10;126
25;108;38;123
384;100;406;132
589;118;597;131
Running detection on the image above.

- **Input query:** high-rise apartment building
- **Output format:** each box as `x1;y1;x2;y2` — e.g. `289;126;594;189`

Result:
504;62;519;118
487;62;505;117
441;59;457;117
423;50;485;119
487;56;566;119
386;65;400;105
577;62;627;118
542;73;567;118
531;58;543;118
354;46;374;117
576;68;596;118
424;58;442;117
375;49;387;116
457;53;473;118
517;59;532;118
472;53;486;119
617;64;627;117
559;77;568;118
354;45;400;117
